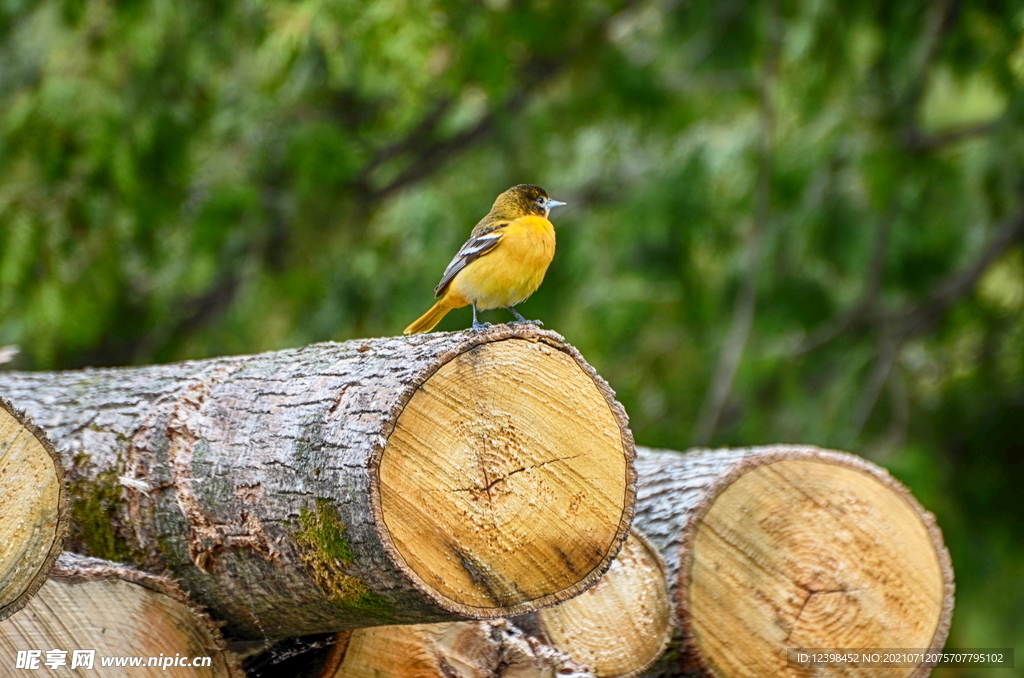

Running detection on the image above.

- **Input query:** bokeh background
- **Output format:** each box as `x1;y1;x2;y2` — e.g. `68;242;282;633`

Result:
1;0;1022;674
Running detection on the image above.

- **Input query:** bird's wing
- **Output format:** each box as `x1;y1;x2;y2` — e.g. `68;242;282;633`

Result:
434;223;507;297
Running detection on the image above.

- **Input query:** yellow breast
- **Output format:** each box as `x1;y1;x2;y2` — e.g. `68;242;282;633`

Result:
451;216;555;310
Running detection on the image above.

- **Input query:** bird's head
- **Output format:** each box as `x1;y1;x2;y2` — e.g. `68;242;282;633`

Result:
491;184;567;219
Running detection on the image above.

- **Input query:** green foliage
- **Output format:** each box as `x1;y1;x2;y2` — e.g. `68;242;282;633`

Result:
2;0;1023;669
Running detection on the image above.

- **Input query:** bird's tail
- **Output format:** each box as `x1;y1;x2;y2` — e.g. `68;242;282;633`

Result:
404;298;455;334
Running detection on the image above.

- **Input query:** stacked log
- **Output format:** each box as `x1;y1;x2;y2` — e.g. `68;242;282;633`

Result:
527;529;673;678
0;397;67;621
0;327;636;637
0;553;241;677
632;445;954;678
243;446;953;678
292;530;670;678
0;330;956;678
300;621;592;678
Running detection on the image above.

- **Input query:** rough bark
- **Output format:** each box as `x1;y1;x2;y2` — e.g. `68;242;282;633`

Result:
248;445;953;678
250;531;669;678
0;326;635;638
634;445;954;678
0;553;242;677
0;396;67;621
521;445;952;678
246;621;593;678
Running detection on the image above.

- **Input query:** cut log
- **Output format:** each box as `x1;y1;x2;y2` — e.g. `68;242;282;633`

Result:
528;530;673;678
251;621;592;678
246;446;952;678
0;326;635;638
0;396;67;621
634;445;954;678
257;531;668;678
0;553;241;677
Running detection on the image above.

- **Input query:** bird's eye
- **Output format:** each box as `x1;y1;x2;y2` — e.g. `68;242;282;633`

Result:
536;197;545;205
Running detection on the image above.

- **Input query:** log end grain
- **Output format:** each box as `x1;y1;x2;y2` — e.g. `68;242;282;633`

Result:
0;397;67;621
536;530;674;678
375;329;636;618
0;327;634;635
0;554;242;678
320;621;591;678
680;449;954;678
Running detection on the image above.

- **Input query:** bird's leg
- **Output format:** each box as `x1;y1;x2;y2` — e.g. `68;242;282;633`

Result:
506;306;543;327
472;304;491;332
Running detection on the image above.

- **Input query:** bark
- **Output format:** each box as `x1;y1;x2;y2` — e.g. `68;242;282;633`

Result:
255;531;671;678
252;445;954;678
0;326;635;639
0;553;242;677
0;396;67;621
522;445;952;678
634;445;954;678
246;621;593;678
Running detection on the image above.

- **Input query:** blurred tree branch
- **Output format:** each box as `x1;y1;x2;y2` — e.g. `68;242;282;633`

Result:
363;84;538;203
792;205;895;356
792;0;972;360
692;0;780;446
849;324;897;443
889;207;1024;338
793;200;1024;359
695;0;969;445
845;204;1024;446
898;0;960;115
357;97;456;182
356;0;645;204
901;120;1000;153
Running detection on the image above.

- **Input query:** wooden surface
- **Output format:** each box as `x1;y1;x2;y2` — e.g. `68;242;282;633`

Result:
325;621;590;678
246;446;949;678
535;530;673;678
0;326;635;636
689;459;945;678
381;339;631;612
0;554;240;678
0;398;66;621
633;446;954;678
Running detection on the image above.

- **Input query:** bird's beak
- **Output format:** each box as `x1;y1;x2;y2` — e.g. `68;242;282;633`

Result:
545;199;567;210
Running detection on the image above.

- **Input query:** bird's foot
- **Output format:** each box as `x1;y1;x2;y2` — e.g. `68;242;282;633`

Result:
504;307;541;327
472;321;492;332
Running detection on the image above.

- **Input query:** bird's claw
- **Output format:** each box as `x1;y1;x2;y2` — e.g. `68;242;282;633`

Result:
472;321;492;332
508;319;543;327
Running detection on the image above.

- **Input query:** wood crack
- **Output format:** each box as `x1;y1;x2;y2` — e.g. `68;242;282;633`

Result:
452;455;584;494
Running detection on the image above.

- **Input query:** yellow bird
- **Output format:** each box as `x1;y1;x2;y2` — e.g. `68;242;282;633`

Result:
404;184;566;334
